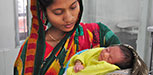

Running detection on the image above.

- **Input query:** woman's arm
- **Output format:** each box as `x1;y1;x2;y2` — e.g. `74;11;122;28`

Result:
97;22;120;47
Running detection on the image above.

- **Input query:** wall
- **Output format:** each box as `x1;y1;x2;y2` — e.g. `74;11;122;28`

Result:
82;0;141;32
0;0;16;49
0;0;19;74
148;0;153;26
137;0;153;68
82;0;97;23
0;49;19;75
82;0;152;68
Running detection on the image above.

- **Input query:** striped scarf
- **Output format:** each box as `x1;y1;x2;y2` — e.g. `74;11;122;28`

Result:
14;0;84;75
14;0;121;75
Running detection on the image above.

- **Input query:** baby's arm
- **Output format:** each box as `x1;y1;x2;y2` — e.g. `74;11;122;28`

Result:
74;60;84;73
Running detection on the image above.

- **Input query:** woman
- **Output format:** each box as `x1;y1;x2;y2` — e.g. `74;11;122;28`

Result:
14;0;120;75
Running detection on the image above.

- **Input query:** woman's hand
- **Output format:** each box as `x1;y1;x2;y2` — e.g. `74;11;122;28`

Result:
74;60;84;73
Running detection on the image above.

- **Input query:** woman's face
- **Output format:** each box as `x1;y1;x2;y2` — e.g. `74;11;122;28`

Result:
99;46;124;64
46;0;80;32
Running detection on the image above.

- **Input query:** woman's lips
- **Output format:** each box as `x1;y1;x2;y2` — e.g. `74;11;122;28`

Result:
64;23;74;28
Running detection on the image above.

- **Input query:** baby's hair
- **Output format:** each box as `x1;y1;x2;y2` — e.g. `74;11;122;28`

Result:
115;44;134;69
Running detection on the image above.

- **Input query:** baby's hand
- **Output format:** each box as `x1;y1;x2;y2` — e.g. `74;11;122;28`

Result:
74;60;84;73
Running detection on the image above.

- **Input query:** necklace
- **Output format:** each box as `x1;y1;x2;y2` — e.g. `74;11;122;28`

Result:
48;33;60;41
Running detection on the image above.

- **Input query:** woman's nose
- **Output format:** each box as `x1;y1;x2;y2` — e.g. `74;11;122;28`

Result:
63;11;74;23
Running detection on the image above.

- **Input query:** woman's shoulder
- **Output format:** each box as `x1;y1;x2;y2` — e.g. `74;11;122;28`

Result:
79;22;108;30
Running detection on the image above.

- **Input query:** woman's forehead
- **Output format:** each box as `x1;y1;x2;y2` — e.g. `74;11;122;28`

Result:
49;0;77;8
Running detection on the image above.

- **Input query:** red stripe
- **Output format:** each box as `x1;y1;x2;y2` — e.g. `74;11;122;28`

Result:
32;24;39;30
33;15;38;19
26;55;35;61
28;43;36;49
31;6;37;10
25;67;33;73
30;33;38;39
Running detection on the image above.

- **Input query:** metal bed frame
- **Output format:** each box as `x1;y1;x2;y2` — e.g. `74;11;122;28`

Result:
147;26;153;75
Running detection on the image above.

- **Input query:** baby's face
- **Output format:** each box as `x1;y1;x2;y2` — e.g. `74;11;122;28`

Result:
98;46;124;64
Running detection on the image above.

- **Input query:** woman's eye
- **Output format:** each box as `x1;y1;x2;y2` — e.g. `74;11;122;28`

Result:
54;12;63;15
71;4;77;9
53;10;63;15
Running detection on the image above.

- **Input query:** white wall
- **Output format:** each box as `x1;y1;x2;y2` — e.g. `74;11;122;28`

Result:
148;0;153;26
0;0;19;75
137;0;153;68
82;0;141;32
82;0;97;23
82;0;153;67
0;49;19;75
0;0;16;49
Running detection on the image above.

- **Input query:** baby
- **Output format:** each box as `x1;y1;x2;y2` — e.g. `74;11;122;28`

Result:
66;44;134;75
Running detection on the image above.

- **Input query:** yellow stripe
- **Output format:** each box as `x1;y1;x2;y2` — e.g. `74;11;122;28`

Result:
30;28;38;34
28;38;37;43
25;60;35;68
15;58;23;75
64;39;74;64
104;37;106;45
47;59;61;73
26;49;36;56
87;29;93;42
64;39;70;49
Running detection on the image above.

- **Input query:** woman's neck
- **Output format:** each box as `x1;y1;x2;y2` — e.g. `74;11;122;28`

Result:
45;27;66;47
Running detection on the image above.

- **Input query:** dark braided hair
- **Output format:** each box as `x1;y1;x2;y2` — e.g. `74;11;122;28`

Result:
115;44;134;69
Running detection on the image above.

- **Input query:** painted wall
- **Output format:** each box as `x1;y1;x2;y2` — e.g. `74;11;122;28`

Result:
0;0;16;49
0;49;19;75
82;0;141;32
0;0;19;75
148;0;153;26
137;0;153;68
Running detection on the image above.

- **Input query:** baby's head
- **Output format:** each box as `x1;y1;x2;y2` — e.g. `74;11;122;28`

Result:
98;44;134;69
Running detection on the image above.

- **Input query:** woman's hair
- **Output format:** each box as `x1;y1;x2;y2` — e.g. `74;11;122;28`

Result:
115;45;134;69
38;0;55;11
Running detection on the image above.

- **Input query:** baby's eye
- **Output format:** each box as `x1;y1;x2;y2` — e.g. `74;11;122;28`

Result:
108;57;112;62
106;48;110;52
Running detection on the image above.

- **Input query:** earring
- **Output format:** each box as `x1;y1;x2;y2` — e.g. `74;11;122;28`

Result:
42;12;52;31
43;12;47;25
47;22;52;29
